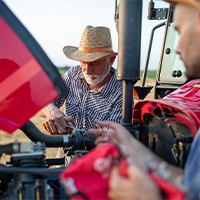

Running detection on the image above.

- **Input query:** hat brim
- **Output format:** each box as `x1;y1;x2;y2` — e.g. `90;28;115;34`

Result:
164;0;200;10
63;46;118;62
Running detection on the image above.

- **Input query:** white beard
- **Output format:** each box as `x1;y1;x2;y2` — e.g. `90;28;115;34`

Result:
83;65;110;85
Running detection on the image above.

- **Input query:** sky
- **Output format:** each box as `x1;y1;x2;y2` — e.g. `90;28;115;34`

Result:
3;0;169;70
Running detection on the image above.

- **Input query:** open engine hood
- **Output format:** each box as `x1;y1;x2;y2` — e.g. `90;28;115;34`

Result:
0;1;68;133
134;79;200;137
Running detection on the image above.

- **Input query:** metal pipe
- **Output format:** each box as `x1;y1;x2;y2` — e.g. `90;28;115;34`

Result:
122;80;134;123
117;0;143;123
142;21;166;86
156;6;173;84
155;5;173;99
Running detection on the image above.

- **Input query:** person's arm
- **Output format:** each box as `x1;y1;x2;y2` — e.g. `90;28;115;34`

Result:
39;68;77;135
39;103;75;135
88;121;183;186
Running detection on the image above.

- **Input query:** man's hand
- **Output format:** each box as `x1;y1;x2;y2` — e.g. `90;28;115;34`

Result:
88;121;161;171
108;163;161;200
87;121;134;157
40;103;75;135
88;121;184;184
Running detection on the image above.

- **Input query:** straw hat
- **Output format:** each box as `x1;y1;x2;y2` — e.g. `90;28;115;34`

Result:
164;0;200;10
63;26;118;62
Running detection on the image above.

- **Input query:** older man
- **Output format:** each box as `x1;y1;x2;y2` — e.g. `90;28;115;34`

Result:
88;0;200;199
41;26;123;136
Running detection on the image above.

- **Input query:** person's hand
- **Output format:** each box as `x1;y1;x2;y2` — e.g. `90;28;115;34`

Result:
87;127;115;146
43;107;75;135
88;121;165;172
87;121;133;156
108;162;162;200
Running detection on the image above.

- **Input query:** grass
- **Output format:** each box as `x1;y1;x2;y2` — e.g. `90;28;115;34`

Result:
57;67;157;80
140;71;157;79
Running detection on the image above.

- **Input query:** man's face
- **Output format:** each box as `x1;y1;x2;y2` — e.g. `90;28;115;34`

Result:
174;3;200;80
80;57;112;85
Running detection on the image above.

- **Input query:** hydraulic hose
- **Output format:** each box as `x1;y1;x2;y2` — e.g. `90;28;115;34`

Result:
20;120;71;147
0;143;15;157
0;164;64;175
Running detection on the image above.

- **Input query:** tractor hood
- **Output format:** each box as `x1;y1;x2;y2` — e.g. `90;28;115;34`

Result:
0;2;68;133
134;79;200;137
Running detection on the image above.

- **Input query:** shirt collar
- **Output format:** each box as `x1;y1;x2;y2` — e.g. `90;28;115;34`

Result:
79;66;116;96
100;67;116;97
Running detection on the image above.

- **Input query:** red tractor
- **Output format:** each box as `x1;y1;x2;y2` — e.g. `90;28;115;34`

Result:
0;0;199;199
115;0;198;169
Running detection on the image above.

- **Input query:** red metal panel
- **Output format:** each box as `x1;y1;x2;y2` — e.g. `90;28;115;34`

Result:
0;16;59;133
133;79;200;138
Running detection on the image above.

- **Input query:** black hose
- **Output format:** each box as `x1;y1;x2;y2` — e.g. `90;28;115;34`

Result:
0;164;65;175
0;164;13;180
20;121;66;147
0;143;16;157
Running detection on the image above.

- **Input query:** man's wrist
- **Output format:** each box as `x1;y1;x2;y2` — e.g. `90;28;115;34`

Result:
38;103;56;118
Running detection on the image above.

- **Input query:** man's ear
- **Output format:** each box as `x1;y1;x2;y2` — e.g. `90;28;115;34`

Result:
109;56;116;66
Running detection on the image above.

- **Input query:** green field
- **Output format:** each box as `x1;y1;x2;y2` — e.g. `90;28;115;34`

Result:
57;67;157;80
140;71;157;79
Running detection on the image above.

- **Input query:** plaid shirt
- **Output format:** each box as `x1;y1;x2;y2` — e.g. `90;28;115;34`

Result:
54;65;123;131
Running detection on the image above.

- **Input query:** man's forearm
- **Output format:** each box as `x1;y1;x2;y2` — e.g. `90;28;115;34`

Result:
38;103;58;118
127;139;183;186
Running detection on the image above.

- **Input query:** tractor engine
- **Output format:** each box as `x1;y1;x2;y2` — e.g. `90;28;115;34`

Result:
134;79;200;168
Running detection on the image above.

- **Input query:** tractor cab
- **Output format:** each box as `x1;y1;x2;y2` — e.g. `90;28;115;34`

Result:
138;2;187;99
114;0;199;169
131;1;199;168
153;9;187;99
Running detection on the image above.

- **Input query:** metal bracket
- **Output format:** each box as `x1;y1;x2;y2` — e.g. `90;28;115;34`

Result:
148;8;169;20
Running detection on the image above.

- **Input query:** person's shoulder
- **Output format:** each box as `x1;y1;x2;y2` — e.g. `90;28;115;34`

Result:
110;68;123;89
106;72;122;96
67;65;82;73
63;65;82;76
